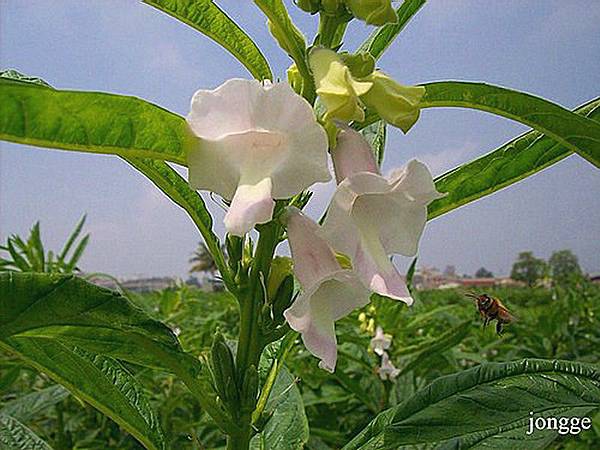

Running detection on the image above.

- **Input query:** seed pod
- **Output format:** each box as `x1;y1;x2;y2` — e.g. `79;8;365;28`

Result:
272;275;296;324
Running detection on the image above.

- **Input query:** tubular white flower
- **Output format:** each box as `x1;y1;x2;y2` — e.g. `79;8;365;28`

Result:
186;79;331;236
378;351;400;380
322;130;443;304
283;207;370;372
370;326;391;356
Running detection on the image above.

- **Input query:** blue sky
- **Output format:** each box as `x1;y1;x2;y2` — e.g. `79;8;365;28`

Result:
1;0;599;278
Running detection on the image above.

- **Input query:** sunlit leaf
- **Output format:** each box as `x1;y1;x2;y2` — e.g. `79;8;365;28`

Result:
344;359;600;449
0;78;188;165
144;0;272;80
421;82;600;167
429;97;600;219
357;0;427;60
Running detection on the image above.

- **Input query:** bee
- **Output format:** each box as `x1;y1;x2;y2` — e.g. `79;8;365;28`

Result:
465;292;515;335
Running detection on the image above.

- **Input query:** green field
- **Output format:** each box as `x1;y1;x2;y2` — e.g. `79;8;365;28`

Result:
2;282;599;449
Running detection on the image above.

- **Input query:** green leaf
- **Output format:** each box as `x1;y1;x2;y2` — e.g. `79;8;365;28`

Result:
0;78;188;165
0;385;68;422
357;0;427;60
58;215;86;262
251;341;309;450
0;272;193;371
428;97;600;219
125;158;234;292
420;82;600;167
0;413;53;450
0;339;165;450
344;359;600;450
253;0;311;89
144;0;272;81
360;120;387;167
0;272;235;434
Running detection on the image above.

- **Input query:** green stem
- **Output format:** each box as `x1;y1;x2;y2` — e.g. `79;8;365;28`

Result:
232;222;281;448
316;13;347;49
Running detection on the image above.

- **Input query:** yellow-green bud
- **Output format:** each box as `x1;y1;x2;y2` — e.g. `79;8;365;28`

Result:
321;0;345;15
286;63;303;96
309;47;373;122
345;0;398;26
267;256;293;301
360;71;425;133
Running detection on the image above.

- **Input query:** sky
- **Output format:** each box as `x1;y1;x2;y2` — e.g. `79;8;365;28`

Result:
1;0;599;278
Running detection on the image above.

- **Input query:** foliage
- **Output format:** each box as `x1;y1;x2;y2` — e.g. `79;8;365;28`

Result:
0;217;89;274
549;250;583;287
475;267;494;278
511;251;548;287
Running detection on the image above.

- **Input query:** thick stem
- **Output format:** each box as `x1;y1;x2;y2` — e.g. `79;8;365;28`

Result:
227;432;251;450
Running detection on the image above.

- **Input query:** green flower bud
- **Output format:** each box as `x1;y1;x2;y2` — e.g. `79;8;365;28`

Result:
340;52;375;79
240;365;259;413
286;63;303;96
267;256;293;301
360;71;425;133
345;0;398;26
210;332;239;412
296;0;320;14
321;0;345;15
309;47;373;122
272;274;296;324
226;234;243;274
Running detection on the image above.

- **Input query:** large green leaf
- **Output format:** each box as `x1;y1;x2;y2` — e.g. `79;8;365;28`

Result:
0;77;188;165
0;340;165;450
357;0;427;60
344;359;600;449
0;385;68;422
0;414;53;450
420;82;600;167
125;158;234;292
0;272;234;434
0;272;190;371
144;0;272;80
429;97;600;219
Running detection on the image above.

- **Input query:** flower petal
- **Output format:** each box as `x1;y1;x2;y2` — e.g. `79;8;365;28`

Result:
331;127;379;184
224;178;275;236
284;270;371;372
354;229;413;305
285;207;340;289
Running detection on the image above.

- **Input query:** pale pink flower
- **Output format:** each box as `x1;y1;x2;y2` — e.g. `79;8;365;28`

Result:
378;351;400;380
283;207;370;372
370;326;391;356
322;128;443;304
186;79;330;236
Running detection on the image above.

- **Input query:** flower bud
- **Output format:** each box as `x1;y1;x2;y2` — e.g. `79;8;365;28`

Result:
267;257;293;301
210;332;239;412
345;0;398;26
309;48;373;122
226;234;243;274
361;71;425;133
240;365;259;413
286;63;303;96
340;52;375;79
272;274;296;324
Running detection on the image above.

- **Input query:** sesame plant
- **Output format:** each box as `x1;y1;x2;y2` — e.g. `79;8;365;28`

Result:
1;1;599;449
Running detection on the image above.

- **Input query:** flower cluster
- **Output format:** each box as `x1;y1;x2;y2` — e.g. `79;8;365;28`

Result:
185;77;442;371
370;326;400;380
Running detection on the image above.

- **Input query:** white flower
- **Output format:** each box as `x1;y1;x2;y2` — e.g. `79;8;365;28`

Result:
378;351;400;380
283;207;370;372
322;128;444;304
186;79;331;236
370;326;391;356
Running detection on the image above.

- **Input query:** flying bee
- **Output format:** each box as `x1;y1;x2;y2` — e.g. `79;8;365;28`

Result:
465;292;515;335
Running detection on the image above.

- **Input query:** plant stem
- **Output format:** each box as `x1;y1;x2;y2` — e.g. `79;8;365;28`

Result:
233;222;281;448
